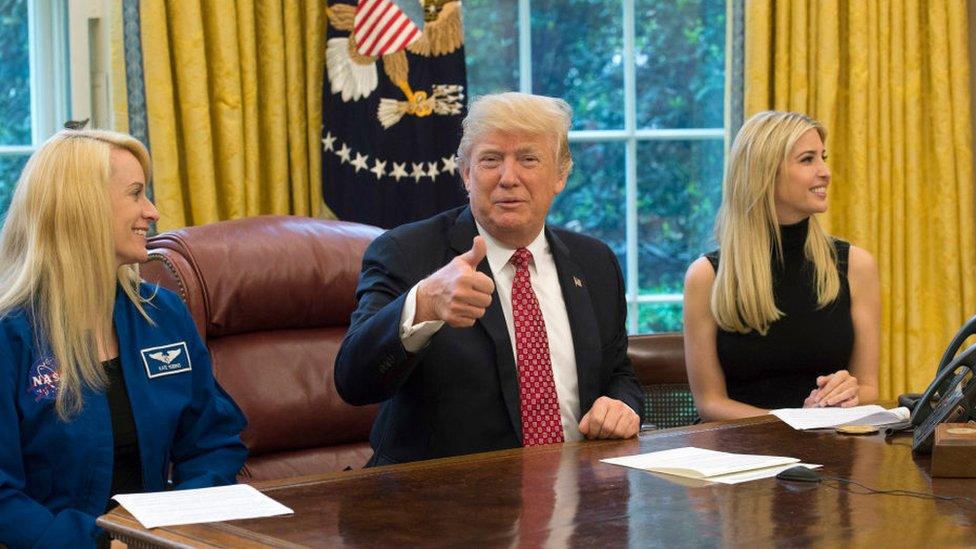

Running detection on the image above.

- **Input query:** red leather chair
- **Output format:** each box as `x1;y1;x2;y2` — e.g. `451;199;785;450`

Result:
141;215;383;481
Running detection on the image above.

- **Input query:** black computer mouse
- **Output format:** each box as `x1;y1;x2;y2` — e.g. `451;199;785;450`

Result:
775;466;822;483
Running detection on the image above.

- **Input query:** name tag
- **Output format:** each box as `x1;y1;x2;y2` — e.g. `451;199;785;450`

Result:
140;342;192;379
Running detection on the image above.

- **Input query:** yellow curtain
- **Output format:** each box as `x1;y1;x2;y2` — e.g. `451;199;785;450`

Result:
139;0;326;231
109;2;129;133
744;0;976;398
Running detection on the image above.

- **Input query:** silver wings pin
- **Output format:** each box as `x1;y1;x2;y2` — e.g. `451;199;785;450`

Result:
148;349;182;364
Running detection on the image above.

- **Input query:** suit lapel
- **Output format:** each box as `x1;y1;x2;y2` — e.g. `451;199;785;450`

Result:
449;208;523;441
546;228;602;410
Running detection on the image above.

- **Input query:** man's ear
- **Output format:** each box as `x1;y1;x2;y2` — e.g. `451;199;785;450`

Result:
460;160;472;192
553;170;569;195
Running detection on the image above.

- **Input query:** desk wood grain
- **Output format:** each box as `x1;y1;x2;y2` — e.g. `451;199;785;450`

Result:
97;415;976;547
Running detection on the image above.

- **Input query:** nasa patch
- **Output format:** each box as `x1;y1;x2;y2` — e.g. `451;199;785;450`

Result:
27;356;60;402
140;341;192;379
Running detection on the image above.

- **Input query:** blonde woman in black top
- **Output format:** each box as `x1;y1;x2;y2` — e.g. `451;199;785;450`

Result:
683;111;880;422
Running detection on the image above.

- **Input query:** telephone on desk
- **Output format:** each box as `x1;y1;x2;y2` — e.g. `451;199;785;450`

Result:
906;315;976;453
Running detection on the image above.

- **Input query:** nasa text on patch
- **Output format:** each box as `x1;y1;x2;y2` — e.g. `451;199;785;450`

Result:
140;342;192;379
27;356;60;402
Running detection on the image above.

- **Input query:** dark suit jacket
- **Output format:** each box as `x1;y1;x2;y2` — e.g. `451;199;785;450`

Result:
334;206;644;465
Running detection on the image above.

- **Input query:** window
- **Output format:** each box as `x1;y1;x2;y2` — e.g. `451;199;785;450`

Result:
465;0;726;333
0;0;70;220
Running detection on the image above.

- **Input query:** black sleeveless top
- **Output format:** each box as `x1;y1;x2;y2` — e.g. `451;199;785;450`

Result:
705;219;854;409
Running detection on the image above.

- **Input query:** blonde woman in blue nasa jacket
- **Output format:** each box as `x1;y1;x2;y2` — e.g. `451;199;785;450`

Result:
0;130;247;548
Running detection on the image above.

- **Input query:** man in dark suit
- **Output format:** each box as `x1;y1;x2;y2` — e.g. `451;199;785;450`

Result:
335;92;643;466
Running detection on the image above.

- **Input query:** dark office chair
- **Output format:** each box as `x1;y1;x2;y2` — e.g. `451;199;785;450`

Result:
627;332;698;429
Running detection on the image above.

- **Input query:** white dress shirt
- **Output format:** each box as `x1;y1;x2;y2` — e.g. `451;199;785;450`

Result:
399;223;583;442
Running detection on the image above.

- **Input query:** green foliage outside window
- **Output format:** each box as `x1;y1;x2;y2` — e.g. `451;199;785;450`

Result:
0;0;31;218
0;0;30;145
634;0;725;130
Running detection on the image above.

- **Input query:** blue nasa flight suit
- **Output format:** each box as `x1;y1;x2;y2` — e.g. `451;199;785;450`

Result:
0;284;248;548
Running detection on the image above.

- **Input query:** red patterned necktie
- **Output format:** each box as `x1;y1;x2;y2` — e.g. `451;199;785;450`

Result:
510;247;564;446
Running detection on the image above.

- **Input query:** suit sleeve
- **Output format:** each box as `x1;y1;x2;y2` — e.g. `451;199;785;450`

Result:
600;245;645;422
169;303;248;489
0;331;100;548
335;232;425;406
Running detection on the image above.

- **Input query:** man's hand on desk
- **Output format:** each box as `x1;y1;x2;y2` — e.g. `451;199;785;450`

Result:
803;369;860;408
415;236;495;327
579;396;640;439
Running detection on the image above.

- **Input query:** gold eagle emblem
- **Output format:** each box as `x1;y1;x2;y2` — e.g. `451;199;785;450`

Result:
326;0;465;128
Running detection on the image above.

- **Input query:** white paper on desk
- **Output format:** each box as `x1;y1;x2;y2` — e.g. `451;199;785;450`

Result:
770;405;911;430
601;446;798;479
112;484;293;529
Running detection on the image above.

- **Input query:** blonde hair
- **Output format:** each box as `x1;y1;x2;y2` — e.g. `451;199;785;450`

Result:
457;92;574;176
0;129;154;419
711;111;839;335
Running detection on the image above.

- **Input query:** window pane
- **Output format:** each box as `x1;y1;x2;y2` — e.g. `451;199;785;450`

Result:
637;302;682;333
463;0;519;97
0;154;29;221
548;141;626;268
531;0;623;130
634;0;725;129
0;0;31;145
636;139;723;295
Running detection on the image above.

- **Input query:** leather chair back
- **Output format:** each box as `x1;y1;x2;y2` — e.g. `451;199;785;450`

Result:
627;332;698;428
141;215;384;480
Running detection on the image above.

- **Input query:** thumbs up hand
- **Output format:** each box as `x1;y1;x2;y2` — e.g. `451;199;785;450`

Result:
415;236;496;327
458;234;488;268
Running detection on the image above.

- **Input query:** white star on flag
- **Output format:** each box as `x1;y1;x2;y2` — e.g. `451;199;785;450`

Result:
351;152;369;172
426;162;440;179
410;162;426;182
336;143;352;164
370;159;387;179
441;156;457;175
390;162;408;181
321;132;336;152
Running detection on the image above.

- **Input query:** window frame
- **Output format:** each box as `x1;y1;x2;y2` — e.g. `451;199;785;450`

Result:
516;0;725;332
0;0;70;162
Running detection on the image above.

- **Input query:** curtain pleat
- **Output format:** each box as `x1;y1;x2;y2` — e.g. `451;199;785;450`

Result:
744;0;976;398
140;0;323;231
110;2;129;133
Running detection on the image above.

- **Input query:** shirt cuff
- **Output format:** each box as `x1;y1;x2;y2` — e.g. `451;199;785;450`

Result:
400;284;445;353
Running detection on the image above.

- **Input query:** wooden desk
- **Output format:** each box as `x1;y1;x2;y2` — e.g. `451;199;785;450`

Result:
98;416;976;547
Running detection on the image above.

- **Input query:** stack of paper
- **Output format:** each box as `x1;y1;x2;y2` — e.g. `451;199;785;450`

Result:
601;447;819;485
770;405;911;430
112;484;293;529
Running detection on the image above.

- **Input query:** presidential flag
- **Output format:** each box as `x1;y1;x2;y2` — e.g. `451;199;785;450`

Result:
322;0;468;229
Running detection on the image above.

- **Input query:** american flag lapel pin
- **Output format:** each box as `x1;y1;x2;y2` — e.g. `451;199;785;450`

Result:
573;276;583;288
